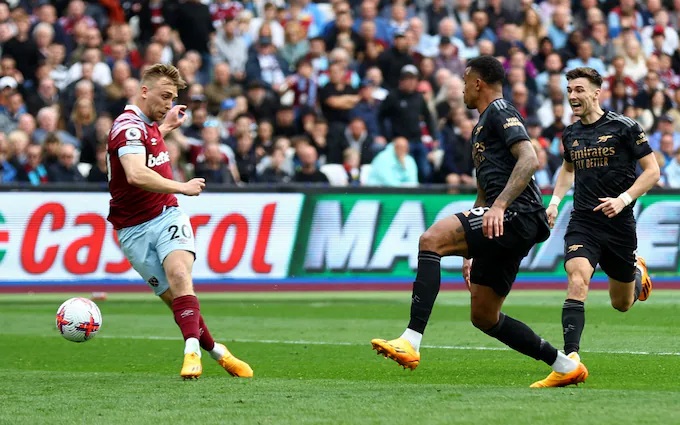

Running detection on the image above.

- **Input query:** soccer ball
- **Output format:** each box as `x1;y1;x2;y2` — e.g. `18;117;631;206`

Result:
55;298;103;342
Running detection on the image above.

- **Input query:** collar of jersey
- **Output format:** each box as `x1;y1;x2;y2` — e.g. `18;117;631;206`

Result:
124;104;153;125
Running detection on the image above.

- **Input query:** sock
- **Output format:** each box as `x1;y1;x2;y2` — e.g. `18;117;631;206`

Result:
400;328;423;352
562;299;585;354
209;342;227;361
484;313;559;365
407;251;441;334
198;314;215;352
185;337;200;356
633;267;643;301
551;351;578;373
172;295;201;354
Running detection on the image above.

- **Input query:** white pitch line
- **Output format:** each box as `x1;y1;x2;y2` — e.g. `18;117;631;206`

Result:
96;335;680;356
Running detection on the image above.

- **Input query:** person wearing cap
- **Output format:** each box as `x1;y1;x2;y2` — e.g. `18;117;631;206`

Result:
378;64;436;183
376;28;414;90
648;114;680;151
434;36;465;77
244;35;290;90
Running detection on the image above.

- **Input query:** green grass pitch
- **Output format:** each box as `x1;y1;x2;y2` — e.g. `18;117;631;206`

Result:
0;290;678;425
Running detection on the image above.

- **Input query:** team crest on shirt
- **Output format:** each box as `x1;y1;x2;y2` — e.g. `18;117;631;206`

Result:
597;135;613;143
474;125;483;136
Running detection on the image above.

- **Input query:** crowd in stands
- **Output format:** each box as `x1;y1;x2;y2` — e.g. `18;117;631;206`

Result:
0;0;680;189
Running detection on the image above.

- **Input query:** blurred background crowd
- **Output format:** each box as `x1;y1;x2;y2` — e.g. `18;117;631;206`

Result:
0;0;679;189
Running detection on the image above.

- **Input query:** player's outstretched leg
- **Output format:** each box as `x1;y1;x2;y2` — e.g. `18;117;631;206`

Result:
372;216;467;370
198;315;253;378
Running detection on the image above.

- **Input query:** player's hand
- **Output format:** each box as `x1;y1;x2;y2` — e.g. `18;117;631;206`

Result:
181;178;205;196
462;258;473;291
593;197;625;218
546;204;558;228
164;104;188;130
483;205;505;239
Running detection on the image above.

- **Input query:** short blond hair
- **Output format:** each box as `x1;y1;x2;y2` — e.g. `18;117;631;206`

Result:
141;63;186;90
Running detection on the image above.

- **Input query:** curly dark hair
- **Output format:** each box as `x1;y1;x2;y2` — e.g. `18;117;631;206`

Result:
466;55;506;85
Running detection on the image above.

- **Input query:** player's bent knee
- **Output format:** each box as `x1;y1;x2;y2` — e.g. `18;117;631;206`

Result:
611;297;633;312
419;230;439;251
165;266;194;294
470;310;498;331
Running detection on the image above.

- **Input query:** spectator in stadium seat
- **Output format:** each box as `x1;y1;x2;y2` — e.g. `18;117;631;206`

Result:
17;143;48;185
377;29;413;90
325;10;364;53
6;129;28;170
565;40;606;76
366;136;418;187
622;38;648;82
422;0;450;36
32;106;79;147
280;21;310;73
47;143;84;183
588;22;616;65
458;21;480;61
245;79;279;122
213;16;248;81
194;141;236;184
232;124;258;183
245;36;289;90
328;116;376;165
608;0;644;38
0;134;18;184
26;76;59;118
3;12;42;84
649;115;680;151
434;36;465;77
173;0;214;74
0;90;25;134
274;105;298;138
67;98;97;164
292;141;329;184
248;2;285;48
663;147;680;188
87;142;109;183
204;62;243;116
438;116;474;188
350;78;382;140
255;146;292;183
471;10;497;43
30;3;69;48
354;1;393;45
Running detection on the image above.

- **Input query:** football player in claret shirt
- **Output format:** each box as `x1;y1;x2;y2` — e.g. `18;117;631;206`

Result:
533;67;659;387
107;63;253;379
371;56;588;387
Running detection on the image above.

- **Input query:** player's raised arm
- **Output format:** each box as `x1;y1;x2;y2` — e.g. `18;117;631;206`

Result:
119;152;205;195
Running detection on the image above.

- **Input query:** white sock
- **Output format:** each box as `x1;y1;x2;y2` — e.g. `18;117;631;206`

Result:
551;351;577;373
184;337;201;356
209;342;226;360
400;328;423;352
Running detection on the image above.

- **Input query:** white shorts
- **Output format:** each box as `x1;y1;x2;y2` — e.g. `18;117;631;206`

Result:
117;206;195;296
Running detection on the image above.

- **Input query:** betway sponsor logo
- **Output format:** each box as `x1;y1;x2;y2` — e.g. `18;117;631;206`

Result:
0;193;303;281
302;198;680;273
148;151;170;168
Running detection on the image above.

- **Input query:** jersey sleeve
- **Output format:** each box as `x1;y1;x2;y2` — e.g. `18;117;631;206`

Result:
623;120;653;159
109;123;147;157
561;127;573;163
490;107;531;148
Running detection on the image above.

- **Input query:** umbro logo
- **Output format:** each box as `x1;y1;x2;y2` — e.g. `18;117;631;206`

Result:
597;135;613;143
567;244;583;253
181;309;195;318
572;140;579;147
150;137;158;145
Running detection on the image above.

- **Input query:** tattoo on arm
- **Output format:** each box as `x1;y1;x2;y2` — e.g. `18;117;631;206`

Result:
494;140;538;209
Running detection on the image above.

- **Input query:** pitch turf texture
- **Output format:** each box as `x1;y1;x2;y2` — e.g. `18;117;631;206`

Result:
0;291;678;425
